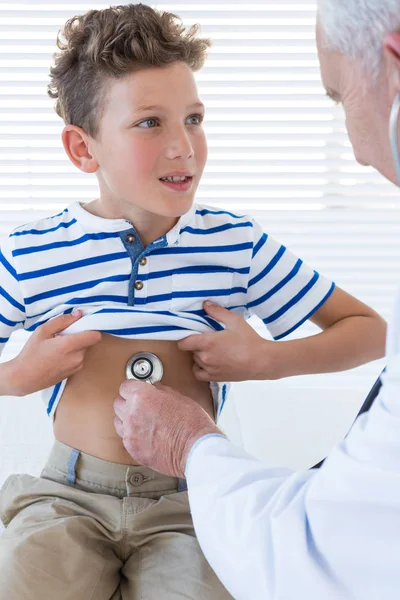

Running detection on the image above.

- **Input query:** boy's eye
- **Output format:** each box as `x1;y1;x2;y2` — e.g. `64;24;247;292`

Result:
135;114;204;128
187;113;204;125
137;118;159;128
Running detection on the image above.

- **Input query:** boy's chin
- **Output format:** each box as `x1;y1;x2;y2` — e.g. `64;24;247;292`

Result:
157;198;195;218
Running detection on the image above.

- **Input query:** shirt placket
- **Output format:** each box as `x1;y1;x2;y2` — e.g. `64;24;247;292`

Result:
119;229;168;307
134;253;149;304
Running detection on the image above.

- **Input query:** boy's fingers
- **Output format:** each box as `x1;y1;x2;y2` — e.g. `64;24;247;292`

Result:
37;312;102;349
193;364;211;381
178;333;210;352
37;311;82;338
193;355;208;370
66;329;102;350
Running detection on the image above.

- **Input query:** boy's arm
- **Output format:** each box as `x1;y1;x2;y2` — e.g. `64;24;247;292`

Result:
0;359;22;396
179;293;386;382
178;220;386;381
249;221;385;374
272;285;386;379
0;236;27;376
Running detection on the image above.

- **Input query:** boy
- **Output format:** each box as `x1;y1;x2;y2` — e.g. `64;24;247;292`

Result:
0;3;386;599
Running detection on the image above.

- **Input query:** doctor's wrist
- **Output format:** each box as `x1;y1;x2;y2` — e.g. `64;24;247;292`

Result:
179;424;225;478
183;432;227;477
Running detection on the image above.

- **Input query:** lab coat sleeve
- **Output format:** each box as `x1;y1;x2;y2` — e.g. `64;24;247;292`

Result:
185;354;400;600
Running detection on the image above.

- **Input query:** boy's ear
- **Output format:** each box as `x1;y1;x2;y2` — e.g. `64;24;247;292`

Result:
383;33;400;100
61;125;99;173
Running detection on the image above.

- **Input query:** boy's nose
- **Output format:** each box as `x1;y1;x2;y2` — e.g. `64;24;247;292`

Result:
166;129;194;160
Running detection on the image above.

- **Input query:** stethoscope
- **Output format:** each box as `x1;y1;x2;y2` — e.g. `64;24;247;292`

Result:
125;351;164;384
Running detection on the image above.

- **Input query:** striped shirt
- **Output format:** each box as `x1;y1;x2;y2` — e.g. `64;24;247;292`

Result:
0;201;335;419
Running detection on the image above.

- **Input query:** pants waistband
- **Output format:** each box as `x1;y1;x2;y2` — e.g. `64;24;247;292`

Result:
43;440;187;496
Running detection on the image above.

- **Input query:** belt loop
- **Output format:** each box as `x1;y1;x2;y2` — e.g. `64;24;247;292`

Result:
66;449;80;485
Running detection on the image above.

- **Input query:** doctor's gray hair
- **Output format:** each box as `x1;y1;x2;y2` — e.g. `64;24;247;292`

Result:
318;0;400;79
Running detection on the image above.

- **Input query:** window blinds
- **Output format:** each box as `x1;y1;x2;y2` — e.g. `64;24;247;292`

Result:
0;0;395;390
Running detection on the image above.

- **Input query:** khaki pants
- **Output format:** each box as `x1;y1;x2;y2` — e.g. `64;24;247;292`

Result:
0;440;232;600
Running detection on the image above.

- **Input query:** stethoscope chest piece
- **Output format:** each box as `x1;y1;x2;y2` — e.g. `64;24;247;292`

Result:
125;351;163;384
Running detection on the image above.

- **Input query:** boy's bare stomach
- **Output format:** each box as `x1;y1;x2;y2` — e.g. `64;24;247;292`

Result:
53;334;214;465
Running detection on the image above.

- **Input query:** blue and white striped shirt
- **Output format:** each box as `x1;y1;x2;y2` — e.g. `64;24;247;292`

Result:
0;201;335;419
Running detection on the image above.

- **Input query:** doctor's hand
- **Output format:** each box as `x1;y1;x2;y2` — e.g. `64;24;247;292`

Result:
113;380;224;478
177;301;279;382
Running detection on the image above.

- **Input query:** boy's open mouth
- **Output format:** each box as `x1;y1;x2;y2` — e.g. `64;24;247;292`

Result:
159;175;193;192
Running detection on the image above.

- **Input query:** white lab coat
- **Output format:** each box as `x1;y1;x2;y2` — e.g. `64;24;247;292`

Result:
185;290;400;600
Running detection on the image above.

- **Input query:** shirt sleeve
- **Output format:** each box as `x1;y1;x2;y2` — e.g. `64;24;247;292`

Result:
0;235;26;358
246;219;335;340
185;353;400;600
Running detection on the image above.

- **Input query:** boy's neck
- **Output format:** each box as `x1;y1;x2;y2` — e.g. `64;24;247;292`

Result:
83;198;180;247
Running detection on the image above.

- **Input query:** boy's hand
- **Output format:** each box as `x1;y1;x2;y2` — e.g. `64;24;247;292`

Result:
177;301;279;382
11;310;102;396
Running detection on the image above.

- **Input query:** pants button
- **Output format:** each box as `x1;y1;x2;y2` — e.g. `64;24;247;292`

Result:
130;473;145;486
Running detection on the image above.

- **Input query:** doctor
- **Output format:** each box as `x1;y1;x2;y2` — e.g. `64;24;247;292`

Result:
113;1;400;598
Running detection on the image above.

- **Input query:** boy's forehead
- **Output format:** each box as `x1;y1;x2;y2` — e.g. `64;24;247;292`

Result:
106;63;199;110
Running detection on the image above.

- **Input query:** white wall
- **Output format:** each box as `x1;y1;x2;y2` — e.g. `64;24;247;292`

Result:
221;380;366;470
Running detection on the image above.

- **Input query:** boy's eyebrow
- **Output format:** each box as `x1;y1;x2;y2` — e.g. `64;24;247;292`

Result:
134;101;205;113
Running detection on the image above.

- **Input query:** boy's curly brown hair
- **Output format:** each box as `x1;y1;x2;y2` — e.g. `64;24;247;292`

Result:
47;3;211;139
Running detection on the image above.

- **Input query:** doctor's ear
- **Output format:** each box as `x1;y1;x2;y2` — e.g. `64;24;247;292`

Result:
383;33;400;97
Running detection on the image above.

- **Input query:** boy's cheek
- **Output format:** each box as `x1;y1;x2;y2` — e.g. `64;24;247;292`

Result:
195;134;208;169
130;146;161;175
110;149;156;184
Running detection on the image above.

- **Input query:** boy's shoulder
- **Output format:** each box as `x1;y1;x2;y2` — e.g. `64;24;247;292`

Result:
9;205;73;240
192;203;255;227
190;203;263;247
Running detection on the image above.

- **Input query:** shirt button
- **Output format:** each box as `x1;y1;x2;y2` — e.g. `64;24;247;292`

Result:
126;234;136;244
135;281;144;291
139;257;147;267
130;473;144;486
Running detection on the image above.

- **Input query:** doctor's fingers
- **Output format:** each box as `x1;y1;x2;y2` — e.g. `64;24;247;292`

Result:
114;388;159;424
113;395;129;420
113;416;124;438
113;407;139;440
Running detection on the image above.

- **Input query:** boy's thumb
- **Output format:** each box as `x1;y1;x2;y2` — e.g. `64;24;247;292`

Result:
203;301;239;329
39;310;82;337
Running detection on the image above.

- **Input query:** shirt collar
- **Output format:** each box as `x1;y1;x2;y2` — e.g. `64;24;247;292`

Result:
67;201;132;232
166;203;196;245
67;201;197;245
